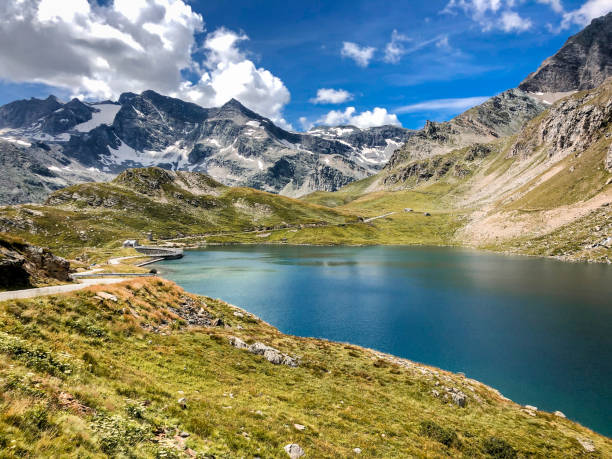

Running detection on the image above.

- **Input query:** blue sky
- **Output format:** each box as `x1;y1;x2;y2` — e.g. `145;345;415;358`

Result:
0;0;609;130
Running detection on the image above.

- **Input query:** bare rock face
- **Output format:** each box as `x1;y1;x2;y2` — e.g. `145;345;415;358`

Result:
606;142;612;173
0;235;70;289
385;89;546;171
519;12;612;92
508;79;612;160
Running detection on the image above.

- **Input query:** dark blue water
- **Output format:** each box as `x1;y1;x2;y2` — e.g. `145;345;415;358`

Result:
157;245;612;436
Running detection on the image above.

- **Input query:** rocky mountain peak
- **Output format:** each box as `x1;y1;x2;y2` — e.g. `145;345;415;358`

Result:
0;95;63;129
519;12;612;92
215;98;262;121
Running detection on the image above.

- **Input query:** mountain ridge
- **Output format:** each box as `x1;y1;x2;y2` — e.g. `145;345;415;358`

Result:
0;91;413;203
519;12;612;92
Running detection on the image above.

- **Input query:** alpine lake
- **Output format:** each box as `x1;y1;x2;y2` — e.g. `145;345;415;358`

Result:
156;245;612;436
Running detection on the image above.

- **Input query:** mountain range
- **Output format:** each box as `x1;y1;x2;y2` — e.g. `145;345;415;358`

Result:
0;11;611;212
0;91;413;204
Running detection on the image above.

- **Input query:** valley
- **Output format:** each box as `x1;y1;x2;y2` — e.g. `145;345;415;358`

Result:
0;7;611;458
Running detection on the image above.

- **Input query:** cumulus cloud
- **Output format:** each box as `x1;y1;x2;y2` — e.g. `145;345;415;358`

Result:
310;88;353;104
395;96;490;114
315;106;401;129
341;42;376;67
180;28;291;127
537;0;564;14
500;11;532;31
561;0;612;28
0;0;292;127
443;0;533;32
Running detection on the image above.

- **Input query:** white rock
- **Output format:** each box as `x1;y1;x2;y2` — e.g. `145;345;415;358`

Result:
525;405;538;411
284;443;305;458
554;410;566;418
228;336;249;349
353;447;362;454
294;423;305;431
578;438;595;452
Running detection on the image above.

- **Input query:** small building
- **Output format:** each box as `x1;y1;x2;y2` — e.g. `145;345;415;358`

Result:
123;239;137;248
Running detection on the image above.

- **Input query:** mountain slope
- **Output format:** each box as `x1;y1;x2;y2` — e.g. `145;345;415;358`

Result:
296;79;612;262
377;89;548;189
519;12;612;92
0;277;609;457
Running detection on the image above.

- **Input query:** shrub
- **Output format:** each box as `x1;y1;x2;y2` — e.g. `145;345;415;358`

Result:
482;437;517;458
0;331;72;376
419;420;459;448
91;413;148;455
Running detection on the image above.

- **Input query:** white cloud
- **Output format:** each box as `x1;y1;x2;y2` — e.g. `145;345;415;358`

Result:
315;106;401;129
500;11;532;31
443;0;534;33
561;0;612;28
537;0;564;14
395;96;490;114
383;30;411;64
0;0;292;128
180;28;291;128
341;42;376;67
310;88;353;104
383;31;451;64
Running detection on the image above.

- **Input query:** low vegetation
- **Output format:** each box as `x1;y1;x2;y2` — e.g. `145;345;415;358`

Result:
0;278;609;457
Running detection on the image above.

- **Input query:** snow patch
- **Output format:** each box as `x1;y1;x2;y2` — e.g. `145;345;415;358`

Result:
0;136;31;147
74;104;121;132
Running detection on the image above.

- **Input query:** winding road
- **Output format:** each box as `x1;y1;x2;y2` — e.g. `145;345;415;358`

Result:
0;278;130;301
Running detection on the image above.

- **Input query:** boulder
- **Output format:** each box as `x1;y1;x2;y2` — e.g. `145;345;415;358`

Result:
578;438;596;452
284;443;305;458
229;336;298;366
229;336;249;350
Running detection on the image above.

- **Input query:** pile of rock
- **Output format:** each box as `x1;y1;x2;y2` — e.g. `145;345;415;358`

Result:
169;297;224;327
229;336;298;367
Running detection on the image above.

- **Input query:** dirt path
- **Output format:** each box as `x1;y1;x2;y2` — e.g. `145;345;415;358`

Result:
363;212;396;223
0;278;128;301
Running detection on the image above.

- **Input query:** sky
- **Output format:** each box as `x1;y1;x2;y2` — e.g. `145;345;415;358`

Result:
0;0;610;131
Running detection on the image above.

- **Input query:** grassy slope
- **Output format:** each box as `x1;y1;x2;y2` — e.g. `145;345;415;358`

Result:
0;169;352;258
0;278;609;458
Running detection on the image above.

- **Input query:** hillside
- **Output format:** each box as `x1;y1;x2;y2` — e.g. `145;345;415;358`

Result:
0;167;352;256
298;80;611;262
0;277;609;457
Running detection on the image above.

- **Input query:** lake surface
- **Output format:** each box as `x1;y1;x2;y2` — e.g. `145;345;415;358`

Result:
157;245;612;436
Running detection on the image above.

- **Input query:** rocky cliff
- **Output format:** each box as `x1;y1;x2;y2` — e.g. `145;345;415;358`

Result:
519;12;612;93
381;89;547;187
0;233;70;289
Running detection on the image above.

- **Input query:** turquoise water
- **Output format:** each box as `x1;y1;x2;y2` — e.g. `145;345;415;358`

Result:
157;245;612;436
